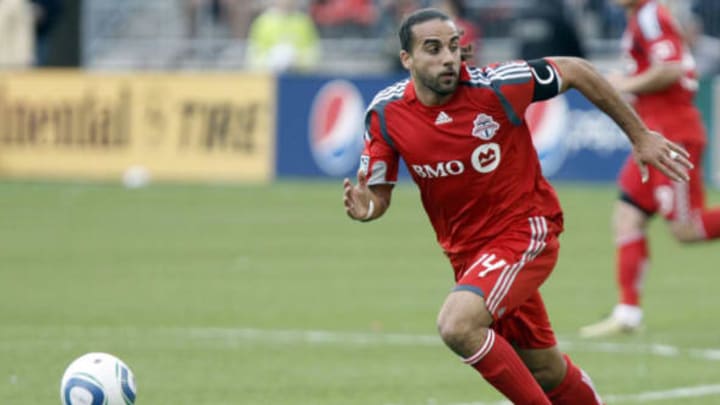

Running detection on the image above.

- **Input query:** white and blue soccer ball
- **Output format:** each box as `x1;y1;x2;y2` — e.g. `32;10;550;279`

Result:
60;352;137;405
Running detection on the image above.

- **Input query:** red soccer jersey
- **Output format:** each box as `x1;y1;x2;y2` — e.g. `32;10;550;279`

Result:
622;0;701;133
362;61;563;255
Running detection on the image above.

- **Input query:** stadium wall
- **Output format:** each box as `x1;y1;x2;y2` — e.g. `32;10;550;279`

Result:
0;71;716;186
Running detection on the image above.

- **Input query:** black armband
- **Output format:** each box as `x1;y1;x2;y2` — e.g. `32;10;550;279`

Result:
528;59;561;102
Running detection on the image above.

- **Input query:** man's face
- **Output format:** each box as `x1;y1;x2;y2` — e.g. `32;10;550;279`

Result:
401;19;462;98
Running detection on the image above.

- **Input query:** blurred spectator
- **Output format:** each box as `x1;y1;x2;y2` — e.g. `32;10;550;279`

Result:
0;0;34;68
184;0;255;39
512;0;586;60
377;0;425;35
245;0;321;72
433;0;481;65
310;0;377;37
692;0;720;38
30;0;62;66
687;0;720;77
378;0;425;72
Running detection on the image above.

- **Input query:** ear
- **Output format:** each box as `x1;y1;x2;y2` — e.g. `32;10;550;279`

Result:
400;50;412;70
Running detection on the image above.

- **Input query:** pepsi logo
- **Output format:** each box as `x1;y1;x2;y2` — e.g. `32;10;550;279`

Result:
526;95;570;178
308;80;365;176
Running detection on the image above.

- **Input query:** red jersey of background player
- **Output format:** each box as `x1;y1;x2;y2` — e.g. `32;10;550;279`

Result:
622;0;701;140
361;59;563;256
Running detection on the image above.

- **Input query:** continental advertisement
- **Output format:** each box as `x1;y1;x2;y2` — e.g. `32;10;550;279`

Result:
0;71;274;183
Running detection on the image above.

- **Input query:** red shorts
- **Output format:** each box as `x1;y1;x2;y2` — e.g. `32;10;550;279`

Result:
448;216;561;349
618;142;706;221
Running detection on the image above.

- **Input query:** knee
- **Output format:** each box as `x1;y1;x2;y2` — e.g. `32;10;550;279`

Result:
436;313;486;353
436;293;493;356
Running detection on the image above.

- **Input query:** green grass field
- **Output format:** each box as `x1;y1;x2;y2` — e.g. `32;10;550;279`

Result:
1;180;719;405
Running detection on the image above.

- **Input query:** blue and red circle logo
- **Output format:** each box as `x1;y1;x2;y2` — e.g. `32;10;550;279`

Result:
308;80;366;176
526;95;570;178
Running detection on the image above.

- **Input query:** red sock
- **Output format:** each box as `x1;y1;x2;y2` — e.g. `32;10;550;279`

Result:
546;354;603;404
616;234;648;306
465;329;550;405
701;208;720;239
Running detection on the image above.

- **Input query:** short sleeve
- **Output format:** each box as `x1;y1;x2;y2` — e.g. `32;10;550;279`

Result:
488;61;535;122
361;111;399;185
485;59;562;123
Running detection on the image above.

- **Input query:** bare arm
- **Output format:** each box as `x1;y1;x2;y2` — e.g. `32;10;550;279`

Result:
548;56;691;182
343;170;393;222
610;63;683;94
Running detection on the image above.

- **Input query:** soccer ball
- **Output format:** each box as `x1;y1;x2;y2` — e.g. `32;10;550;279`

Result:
60;352;137;405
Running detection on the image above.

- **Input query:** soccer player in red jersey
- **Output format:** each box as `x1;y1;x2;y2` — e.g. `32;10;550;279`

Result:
342;8;692;404
579;0;720;338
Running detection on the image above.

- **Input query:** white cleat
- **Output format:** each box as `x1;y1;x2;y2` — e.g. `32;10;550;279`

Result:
579;304;643;338
579;316;642;338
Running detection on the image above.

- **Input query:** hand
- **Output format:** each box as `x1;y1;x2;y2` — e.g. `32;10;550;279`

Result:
343;170;373;220
633;131;693;183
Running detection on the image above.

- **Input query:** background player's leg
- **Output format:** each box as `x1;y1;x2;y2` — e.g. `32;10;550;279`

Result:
667;212;720;242
517;348;603;404
698;209;720;239
437;291;550;404
580;200;647;338
666;147;720;242
667;142;720;242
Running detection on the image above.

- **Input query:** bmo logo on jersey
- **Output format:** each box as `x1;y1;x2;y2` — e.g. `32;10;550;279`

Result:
412;143;501;178
471;143;501;173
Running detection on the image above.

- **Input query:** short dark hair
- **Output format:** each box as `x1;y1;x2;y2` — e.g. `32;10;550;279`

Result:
398;8;451;52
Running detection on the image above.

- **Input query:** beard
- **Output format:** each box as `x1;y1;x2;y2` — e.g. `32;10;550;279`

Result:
416;69;458;97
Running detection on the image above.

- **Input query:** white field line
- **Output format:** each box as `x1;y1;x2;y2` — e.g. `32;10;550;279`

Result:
6;325;720;363
6;326;720;404
191;327;720;403
605;384;720;403
424;384;720;405
183;326;720;363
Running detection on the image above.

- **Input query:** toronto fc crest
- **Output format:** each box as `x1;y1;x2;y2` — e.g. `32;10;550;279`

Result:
472;113;500;140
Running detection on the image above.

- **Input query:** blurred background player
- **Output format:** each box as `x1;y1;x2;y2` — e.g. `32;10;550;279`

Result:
580;0;720;338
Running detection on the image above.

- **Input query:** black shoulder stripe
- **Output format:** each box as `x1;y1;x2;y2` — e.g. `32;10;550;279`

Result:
366;104;396;151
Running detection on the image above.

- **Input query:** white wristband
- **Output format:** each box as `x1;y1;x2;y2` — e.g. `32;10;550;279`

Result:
364;200;375;220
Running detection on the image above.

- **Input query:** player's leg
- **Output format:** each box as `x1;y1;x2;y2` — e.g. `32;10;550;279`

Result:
437;290;550;404
664;143;720;242
508;293;603;404
580;156;652;338
518;348;604;405
438;216;567;403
